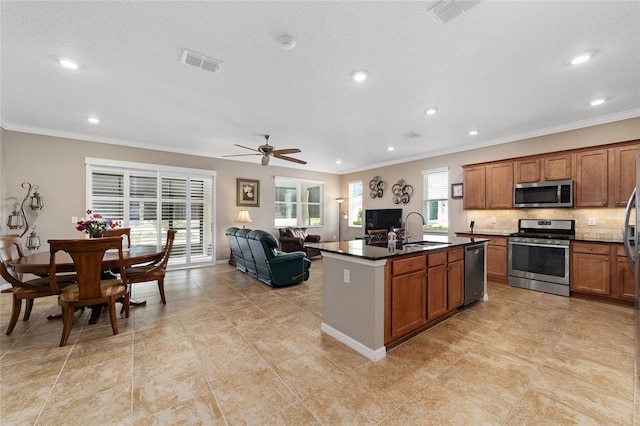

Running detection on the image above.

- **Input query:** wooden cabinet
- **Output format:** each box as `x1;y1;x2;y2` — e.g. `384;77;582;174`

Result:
514;158;540;183
447;249;465;311
427;252;447;322
388;255;427;340
463;162;512;209
486;163;513;208
609;144;639;207
571;242;610;295
613;244;636;301
486;237;508;281
543;153;573;181
463;166;486;209
575;149;608;207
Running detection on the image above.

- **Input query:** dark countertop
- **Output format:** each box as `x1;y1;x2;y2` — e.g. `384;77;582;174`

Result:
306;235;488;261
455;231;628;244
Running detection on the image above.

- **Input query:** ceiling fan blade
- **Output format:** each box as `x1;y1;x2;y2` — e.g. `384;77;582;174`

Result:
274;154;307;165
233;143;261;153
272;148;301;155
261;155;270;166
221;153;261;158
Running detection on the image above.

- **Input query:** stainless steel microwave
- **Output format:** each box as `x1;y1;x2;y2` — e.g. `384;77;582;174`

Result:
513;180;573;208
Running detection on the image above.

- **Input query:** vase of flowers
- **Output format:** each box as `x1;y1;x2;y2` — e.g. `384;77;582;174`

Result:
76;210;119;238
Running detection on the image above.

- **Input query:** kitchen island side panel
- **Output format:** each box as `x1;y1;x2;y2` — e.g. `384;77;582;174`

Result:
321;252;387;355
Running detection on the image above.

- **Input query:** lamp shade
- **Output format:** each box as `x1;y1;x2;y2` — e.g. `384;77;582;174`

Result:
236;210;252;228
336;197;345;204
28;186;44;210
7;205;24;229
26;226;41;250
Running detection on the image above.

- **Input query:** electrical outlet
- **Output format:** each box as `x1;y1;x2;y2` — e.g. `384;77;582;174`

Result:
588;218;596;226
343;269;350;284
71;216;78;224
491;217;497;224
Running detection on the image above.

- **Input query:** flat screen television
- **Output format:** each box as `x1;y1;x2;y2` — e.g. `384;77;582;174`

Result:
365;208;403;234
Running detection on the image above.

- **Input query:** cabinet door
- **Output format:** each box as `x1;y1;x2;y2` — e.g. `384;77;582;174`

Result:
571;251;610;295
486;238;508;279
427;264;447;322
610;144;639;207
615;255;636;301
390;271;426;338
447;259;464;311
514;158;540;183
575;149;608;207
543;154;573;181
463;166;486;209
486;163;514;208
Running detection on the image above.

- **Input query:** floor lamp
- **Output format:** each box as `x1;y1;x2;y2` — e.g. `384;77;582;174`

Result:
336;198;345;241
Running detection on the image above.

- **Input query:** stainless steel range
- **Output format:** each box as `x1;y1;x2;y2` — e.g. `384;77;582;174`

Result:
508;219;575;297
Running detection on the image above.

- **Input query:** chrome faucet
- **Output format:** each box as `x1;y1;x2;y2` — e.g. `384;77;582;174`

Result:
404;211;426;243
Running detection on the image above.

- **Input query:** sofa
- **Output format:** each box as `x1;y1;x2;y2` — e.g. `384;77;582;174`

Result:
225;227;310;287
278;227;322;258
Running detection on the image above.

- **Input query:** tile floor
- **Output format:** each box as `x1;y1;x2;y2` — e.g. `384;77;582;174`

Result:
0;258;637;425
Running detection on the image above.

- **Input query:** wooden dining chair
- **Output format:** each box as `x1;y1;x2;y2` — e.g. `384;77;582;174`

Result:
1;235;76;335
124;229;176;305
103;227;131;248
367;229;387;241
49;237;130;347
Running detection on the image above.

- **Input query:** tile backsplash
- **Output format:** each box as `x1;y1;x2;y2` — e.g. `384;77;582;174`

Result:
467;208;628;242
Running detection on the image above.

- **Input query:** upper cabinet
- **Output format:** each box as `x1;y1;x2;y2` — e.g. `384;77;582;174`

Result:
463;139;638;210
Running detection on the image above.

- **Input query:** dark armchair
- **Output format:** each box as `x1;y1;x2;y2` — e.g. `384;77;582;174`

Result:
278;227;322;258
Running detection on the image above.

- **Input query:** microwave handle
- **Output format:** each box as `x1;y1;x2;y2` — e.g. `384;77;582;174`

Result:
623;187;636;269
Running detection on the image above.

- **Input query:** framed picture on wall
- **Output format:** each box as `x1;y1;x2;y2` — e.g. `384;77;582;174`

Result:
237;178;260;207
451;183;463;199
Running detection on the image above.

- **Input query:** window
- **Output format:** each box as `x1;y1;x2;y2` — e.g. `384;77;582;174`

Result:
87;158;215;267
275;177;323;227
422;168;448;232
348;181;363;227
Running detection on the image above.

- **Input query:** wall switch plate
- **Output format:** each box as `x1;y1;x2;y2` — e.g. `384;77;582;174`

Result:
343;269;350;284
588;218;596;226
71;216;78;224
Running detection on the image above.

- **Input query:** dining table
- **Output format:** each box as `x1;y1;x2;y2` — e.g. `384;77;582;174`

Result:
10;245;164;323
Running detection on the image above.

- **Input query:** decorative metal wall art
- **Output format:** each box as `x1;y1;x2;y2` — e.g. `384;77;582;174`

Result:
369;176;387;199
392;179;413;205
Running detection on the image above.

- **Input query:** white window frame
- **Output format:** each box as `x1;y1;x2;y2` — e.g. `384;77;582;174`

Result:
348;180;363;228
422;167;449;233
275;176;324;228
85;157;216;267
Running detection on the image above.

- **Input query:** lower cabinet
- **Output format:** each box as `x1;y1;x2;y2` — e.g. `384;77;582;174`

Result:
571;242;636;301
386;248;465;345
456;233;507;282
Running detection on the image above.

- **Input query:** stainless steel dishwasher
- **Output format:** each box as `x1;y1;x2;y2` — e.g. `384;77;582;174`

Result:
464;242;486;306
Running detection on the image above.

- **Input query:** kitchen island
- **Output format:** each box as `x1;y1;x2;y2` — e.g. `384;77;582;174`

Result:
306;236;488;361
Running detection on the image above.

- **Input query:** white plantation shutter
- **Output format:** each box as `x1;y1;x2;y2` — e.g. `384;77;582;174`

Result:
422;168;449;232
87;159;215;267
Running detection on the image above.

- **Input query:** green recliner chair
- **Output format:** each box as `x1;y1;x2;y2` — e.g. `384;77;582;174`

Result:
246;230;310;287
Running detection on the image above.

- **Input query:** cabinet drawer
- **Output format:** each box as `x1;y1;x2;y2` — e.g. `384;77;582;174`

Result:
392;255;426;276
572;242;609;255
447;249;464;263
487;237;507;247
428;252;447;267
615;244;634;256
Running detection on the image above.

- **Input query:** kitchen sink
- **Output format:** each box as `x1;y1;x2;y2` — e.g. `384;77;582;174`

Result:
401;241;452;248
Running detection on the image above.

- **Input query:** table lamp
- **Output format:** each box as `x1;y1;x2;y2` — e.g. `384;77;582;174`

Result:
236;210;252;228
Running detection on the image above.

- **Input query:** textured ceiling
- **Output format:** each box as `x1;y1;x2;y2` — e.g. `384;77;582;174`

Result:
1;1;639;174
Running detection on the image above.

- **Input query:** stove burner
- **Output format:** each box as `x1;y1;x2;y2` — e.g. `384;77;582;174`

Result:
510;231;574;240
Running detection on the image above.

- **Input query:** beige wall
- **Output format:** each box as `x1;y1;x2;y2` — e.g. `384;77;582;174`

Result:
1;131;340;261
338;117;640;241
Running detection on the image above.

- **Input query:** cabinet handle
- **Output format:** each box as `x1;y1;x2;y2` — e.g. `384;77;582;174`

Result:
588;247;592;250
605;257;609;261
618;258;623;262
602;201;606;206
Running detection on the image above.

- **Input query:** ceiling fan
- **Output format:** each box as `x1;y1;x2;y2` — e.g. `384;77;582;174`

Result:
223;135;307;166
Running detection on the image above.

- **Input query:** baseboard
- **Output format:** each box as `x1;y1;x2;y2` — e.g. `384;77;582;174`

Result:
320;322;386;362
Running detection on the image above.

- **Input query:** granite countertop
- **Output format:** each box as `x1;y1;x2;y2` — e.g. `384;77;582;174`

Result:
455;230;629;244
306;235;488;261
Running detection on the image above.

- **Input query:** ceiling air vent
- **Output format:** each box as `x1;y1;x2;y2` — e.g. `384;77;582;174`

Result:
426;0;481;23
181;49;223;73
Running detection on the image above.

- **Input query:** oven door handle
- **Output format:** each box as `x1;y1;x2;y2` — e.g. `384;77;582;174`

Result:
623;187;635;269
508;241;569;250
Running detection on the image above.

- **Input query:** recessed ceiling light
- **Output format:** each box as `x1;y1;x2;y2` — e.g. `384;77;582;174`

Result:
336;159;342;164
276;35;296;50
425;107;438;115
589;98;606;106
353;71;368;82
469;130;479;136
387;146;395;151
568;51;595;65
57;57;80;70
87;117;100;124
